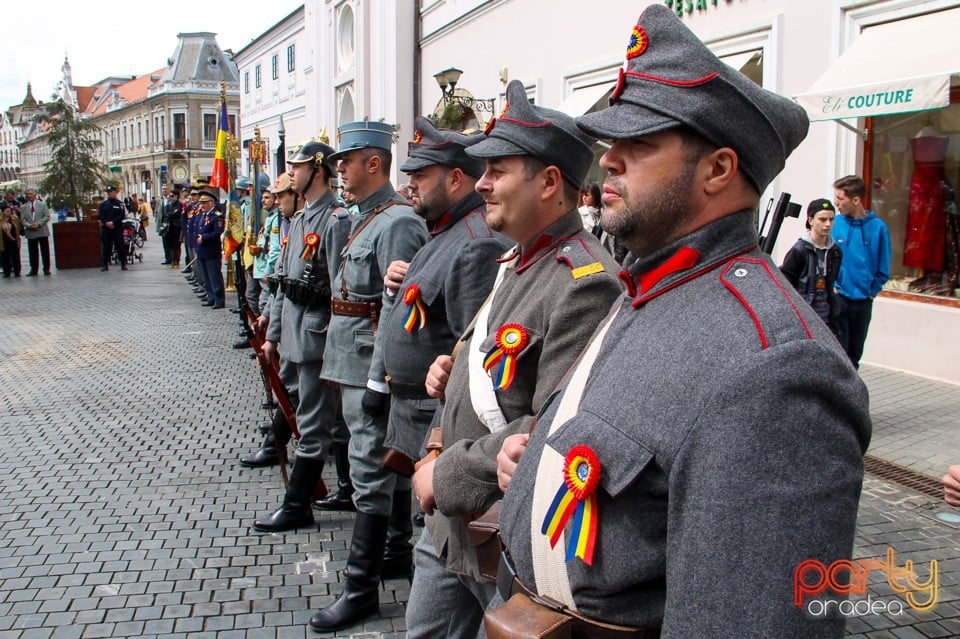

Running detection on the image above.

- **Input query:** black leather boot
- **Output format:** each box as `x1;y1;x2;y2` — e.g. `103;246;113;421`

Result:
253;457;323;532
240;412;290;468
309;512;389;631
381;489;413;580
240;432;281;468
314;443;355;512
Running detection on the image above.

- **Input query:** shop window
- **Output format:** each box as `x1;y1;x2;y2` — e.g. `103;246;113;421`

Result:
867;87;960;300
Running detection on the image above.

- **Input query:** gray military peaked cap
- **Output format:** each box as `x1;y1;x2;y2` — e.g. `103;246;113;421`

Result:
576;4;809;194
467;79;596;189
400;116;486;178
328;120;397;163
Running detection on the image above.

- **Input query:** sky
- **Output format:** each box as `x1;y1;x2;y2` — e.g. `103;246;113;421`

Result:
0;0;304;112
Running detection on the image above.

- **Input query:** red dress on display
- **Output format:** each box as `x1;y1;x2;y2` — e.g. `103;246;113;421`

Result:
904;135;949;272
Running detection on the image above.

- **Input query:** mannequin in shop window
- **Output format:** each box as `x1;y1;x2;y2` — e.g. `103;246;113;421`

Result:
904;124;958;295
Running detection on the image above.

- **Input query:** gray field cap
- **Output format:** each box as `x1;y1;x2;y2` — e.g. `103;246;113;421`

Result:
576;4;808;193
328;121;396;163
467;79;596;189
400;116;486;178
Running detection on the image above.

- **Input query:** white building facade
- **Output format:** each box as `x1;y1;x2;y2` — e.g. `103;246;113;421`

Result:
252;0;958;382
235;6;310;180
413;0;960;384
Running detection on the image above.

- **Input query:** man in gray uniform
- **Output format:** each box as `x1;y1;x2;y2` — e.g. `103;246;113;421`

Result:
309;121;429;632
378;116;512;577
251;139;352;532
407;80;623;638
495;6;871;638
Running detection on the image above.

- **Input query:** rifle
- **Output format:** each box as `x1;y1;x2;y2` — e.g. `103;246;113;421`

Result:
237;267;302;490
759;192;802;255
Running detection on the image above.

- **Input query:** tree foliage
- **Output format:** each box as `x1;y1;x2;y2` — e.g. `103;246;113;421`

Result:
36;98;109;214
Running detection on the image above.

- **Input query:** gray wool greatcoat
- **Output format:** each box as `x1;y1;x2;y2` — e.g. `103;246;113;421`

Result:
321;182;429;387
266;190;350;363
428;209;624;582
21;199;50;239
379;191;513;461
499;210;872;638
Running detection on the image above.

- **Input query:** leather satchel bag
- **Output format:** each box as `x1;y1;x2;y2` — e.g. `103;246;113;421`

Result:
484;592;572;639
465;500;502;581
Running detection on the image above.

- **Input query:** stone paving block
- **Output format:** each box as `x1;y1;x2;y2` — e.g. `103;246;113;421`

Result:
0;246;957;639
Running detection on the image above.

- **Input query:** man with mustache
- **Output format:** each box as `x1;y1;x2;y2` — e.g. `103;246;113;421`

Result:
407;80;622;638
494;6;871;638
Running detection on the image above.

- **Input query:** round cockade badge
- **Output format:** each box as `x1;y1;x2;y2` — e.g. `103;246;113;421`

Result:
626;24;649;59
304;232;320;247
403;284;421;305
564;444;601;501
495;323;528;355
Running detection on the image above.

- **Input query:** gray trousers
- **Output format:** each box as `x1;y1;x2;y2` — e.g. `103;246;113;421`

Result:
245;273;263;315
291;360;338;460
340;383;396;516
406;527;496;639
257;284;272;319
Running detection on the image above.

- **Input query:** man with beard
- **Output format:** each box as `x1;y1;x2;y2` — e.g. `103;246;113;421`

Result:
407;80;623;639
377;117;512;582
494;6;871;638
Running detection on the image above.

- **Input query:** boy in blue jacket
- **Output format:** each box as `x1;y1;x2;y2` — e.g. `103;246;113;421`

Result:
832;174;891;368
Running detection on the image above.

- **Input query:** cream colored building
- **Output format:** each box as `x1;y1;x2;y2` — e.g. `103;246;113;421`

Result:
234;6;310;181
261;0;959;382
19;35;240;206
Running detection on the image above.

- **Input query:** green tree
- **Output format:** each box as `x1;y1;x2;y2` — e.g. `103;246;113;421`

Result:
36;98;108;214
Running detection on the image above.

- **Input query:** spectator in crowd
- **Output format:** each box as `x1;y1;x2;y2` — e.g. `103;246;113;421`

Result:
21;188;51;276
1;206;21;277
780;198;843;336
832;174;891;368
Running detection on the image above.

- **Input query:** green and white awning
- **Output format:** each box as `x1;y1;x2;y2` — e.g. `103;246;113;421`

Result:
795;7;960;122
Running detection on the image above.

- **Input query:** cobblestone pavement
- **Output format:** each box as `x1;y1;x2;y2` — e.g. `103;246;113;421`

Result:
0;237;956;638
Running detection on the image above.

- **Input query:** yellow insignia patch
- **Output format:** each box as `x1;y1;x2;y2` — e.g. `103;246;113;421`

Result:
571;262;605;279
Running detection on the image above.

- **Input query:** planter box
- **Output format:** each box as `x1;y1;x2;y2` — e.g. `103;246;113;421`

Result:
53;221;101;269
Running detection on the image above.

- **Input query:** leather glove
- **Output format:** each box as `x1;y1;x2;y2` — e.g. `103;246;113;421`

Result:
361;388;390;418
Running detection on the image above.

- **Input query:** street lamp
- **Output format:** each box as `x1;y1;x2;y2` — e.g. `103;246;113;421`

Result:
431;68;495;131
433;67;463;99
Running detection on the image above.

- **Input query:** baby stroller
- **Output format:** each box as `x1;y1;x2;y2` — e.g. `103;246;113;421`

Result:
120;217;145;264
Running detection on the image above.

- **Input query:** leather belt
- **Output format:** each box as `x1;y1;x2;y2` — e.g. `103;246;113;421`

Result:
331;299;381;318
496;546;660;639
387;378;431;400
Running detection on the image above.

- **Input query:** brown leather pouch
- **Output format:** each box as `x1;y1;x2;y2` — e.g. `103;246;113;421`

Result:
466;501;502;581
382;449;415;477
414;427;443;472
484;592;572;639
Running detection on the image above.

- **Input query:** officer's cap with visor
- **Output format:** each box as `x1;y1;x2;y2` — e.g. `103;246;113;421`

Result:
327;121;397;163
575;4;809;194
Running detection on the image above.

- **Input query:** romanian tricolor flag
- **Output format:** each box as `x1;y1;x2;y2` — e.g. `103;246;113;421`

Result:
209;98;230;190
222;190;242;258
